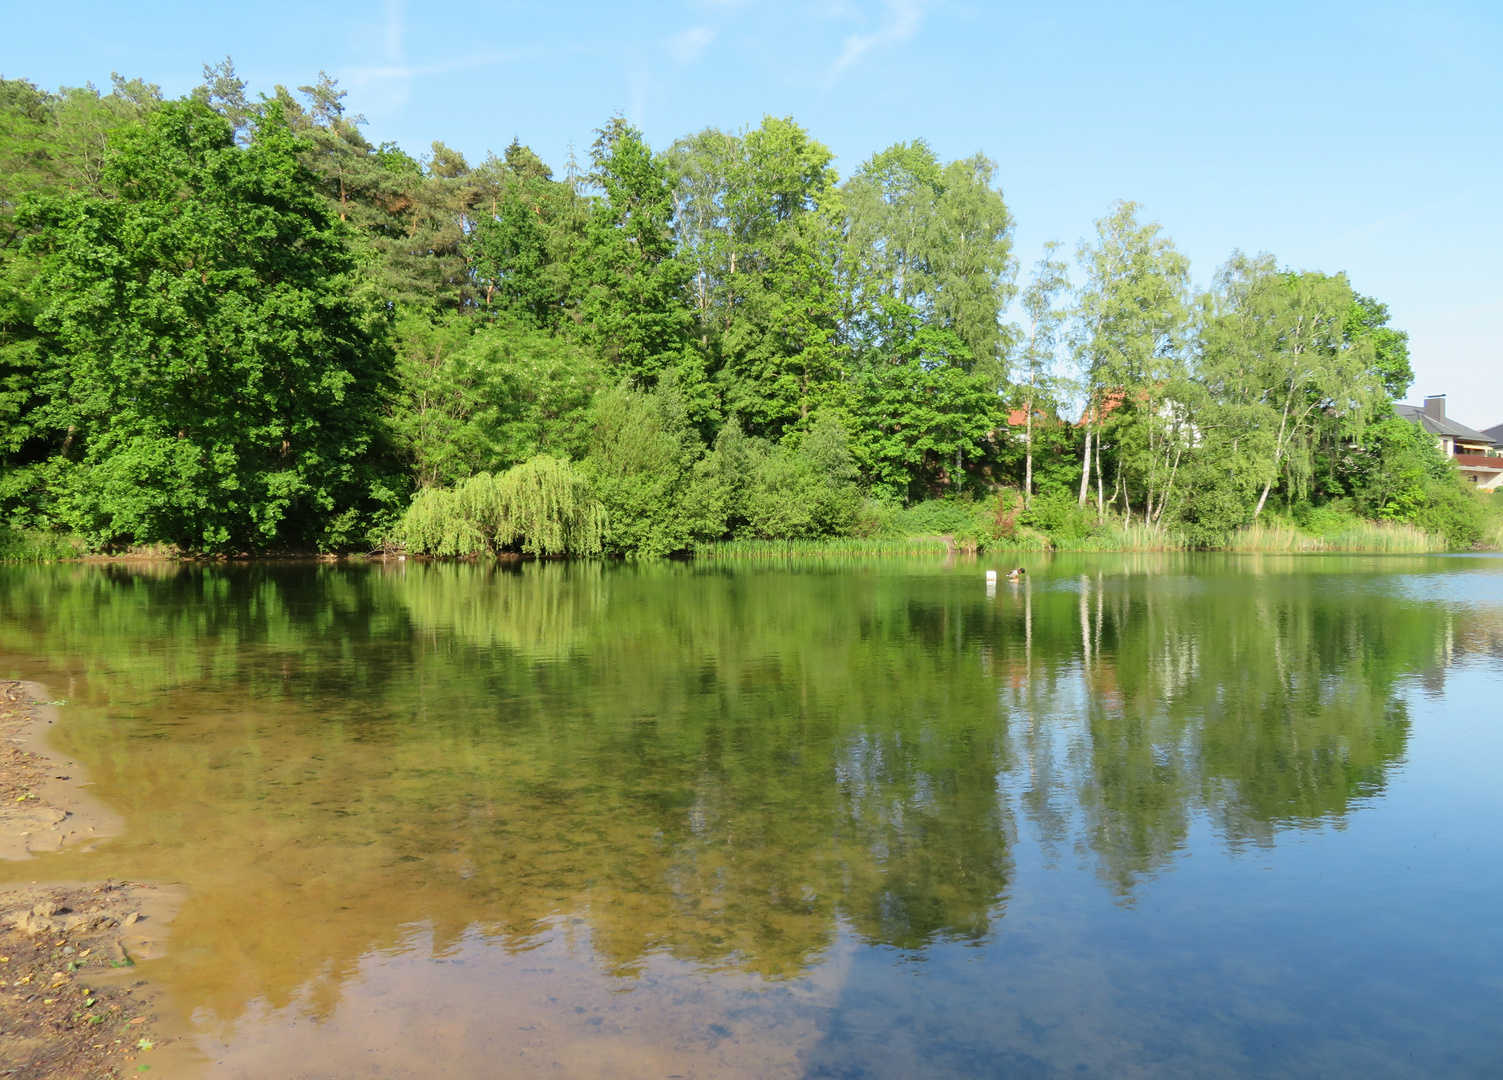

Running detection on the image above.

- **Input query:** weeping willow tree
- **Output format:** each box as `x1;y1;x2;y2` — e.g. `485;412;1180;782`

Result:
400;456;608;557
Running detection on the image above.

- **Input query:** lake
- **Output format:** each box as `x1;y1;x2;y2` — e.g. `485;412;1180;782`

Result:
1;554;1499;1079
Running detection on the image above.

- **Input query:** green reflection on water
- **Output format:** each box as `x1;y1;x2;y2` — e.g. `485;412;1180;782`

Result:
0;555;1460;1026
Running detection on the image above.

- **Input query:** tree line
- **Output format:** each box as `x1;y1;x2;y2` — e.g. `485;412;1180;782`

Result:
0;62;1485;555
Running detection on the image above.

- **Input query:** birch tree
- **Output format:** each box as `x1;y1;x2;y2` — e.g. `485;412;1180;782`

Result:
1071;202;1191;517
1018;242;1070;504
1202;253;1382;519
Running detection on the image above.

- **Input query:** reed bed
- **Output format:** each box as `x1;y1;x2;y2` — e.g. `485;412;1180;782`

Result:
694;536;953;558
0;529;86;563
1482;502;1503;550
1060;522;1187;552
1229;521;1444;553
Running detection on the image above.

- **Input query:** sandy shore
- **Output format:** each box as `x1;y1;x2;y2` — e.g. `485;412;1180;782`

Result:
0;682;123;860
0;680;194;1078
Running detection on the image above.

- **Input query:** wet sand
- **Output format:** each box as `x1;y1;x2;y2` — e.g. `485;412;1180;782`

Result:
0;681;192;1078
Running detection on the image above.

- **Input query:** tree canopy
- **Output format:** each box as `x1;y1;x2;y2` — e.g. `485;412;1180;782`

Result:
0;62;1481;555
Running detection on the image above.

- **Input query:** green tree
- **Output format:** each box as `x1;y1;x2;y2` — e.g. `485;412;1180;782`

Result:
1017;242;1070;503
1201;253;1383;519
0;76;163;524
583;382;702;556
670;117;844;439
578;118;694;386
848;310;1004;501
741;412;862;538
1345;292;1412;400
842;142;1018;384
389;315;599;488
21;99;398;551
1071;201;1192;520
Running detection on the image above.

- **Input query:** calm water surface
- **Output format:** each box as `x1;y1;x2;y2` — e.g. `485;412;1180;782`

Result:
0;554;1499;1079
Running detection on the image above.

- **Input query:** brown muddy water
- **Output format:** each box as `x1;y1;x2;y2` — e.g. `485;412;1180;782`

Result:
0;554;1500;1079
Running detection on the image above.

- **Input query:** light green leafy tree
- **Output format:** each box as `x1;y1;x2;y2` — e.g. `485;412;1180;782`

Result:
400;455;606;556
841;141;1018;385
1201;252;1382;519
669;117;844;439
1071;201;1193;520
1017;242;1071;504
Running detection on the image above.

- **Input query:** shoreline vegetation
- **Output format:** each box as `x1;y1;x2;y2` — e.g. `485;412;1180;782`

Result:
2;65;1501;563
4;503;1496;563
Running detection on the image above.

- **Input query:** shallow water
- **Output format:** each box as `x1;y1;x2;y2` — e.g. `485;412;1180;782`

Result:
0;553;1500;1079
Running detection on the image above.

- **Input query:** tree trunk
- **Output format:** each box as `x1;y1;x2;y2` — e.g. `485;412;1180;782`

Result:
1078;424;1092;506
1024;394;1034;508
1254;480;1273;520
1156;446;1183;524
1095;429;1105;515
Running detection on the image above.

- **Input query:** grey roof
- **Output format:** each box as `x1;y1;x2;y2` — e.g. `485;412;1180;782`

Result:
1395;403;1497;446
1486;423;1503;444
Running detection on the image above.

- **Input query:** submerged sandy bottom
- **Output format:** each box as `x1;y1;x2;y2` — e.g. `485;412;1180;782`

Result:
188;920;852;1080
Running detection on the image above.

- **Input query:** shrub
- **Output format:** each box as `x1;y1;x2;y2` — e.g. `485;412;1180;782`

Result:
1019;487;1096;542
582;385;699;557
1402;480;1487;550
742;414;863;539
1293;500;1360;536
1176;484;1252;549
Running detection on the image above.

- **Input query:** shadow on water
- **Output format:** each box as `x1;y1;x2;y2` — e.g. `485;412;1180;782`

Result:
0;554;1494;1077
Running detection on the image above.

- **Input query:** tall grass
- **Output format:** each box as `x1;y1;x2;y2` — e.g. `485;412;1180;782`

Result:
1061;522;1186;552
1230;521;1444;553
1227;524;1324;553
694;536;953;558
0;529;85;562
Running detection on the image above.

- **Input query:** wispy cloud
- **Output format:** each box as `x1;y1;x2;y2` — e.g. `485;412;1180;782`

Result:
825;0;930;85
670;26;717;63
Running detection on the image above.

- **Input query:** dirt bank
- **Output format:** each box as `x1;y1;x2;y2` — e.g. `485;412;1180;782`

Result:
0;681;191;1078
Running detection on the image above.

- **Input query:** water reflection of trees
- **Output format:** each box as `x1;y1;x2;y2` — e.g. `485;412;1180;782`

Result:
991;567;1425;894
0;556;1469;1020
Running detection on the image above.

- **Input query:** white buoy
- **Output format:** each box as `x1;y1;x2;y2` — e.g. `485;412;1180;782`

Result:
985;570;997;581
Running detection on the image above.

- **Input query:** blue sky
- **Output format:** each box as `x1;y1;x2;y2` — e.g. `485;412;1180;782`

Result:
7;0;1501;426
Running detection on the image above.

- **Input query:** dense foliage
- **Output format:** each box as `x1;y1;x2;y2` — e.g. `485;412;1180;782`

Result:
0;63;1492;554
